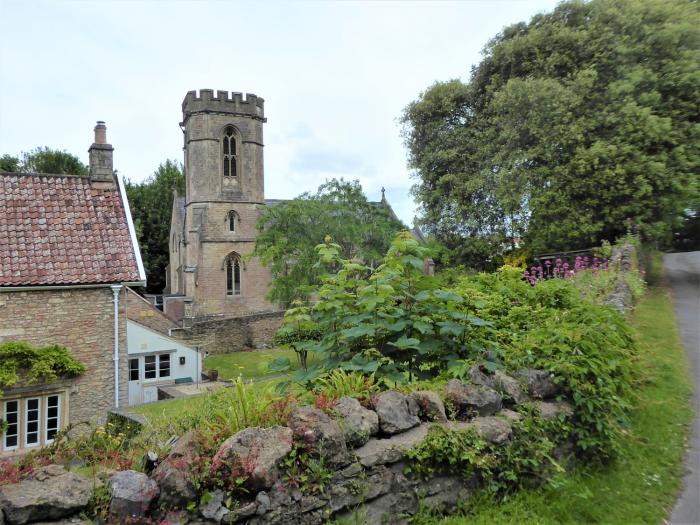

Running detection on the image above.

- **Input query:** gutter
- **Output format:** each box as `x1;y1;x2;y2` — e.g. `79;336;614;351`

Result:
0;281;145;292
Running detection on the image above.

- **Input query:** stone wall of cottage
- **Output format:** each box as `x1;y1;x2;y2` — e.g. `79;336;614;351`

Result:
0;287;128;424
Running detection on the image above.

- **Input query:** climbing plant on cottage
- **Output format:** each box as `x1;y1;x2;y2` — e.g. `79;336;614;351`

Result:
0;341;86;397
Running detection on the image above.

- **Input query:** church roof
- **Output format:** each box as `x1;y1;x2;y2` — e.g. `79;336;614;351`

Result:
0;172;144;287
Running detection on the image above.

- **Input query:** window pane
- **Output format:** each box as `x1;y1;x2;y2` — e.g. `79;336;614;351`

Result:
231;137;236;156
234;259;241;295
229;213;236;232
129;358;139;381
231;157;237;178
46;395;60;442
159;354;171;378
226;260;233;295
145;356;156;379
4;401;19;449
26;398;40;446
223;136;229;155
223;157;230;177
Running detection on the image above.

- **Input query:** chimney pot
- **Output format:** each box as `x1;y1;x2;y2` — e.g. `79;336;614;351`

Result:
94;121;107;144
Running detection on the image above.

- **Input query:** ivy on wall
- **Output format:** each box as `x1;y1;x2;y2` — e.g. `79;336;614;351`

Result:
0;340;86;397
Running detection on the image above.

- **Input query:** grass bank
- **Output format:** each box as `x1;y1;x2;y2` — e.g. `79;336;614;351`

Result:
432;281;692;524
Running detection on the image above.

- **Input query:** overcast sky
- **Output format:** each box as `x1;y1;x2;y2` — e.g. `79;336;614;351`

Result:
0;0;558;225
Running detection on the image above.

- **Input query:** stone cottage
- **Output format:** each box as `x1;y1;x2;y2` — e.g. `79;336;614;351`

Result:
0;123;146;456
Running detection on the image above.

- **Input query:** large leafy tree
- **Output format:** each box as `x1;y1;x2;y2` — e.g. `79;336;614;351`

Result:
126;160;184;293
402;0;699;257
0;147;88;176
254;179;404;306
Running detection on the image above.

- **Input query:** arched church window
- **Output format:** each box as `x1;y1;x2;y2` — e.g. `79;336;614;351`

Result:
227;210;238;232
222;126;238;178
226;254;242;296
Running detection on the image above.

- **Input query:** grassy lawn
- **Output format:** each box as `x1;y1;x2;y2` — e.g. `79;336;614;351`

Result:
203;348;310;380
131;348;305;425
434;278;693;523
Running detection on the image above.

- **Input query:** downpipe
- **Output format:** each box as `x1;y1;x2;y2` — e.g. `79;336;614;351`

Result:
110;285;123;408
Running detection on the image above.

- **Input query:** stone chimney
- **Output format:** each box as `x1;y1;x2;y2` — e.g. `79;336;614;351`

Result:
88;121;115;184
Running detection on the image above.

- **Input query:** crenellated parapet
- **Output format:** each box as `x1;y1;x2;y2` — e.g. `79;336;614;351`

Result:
182;89;265;121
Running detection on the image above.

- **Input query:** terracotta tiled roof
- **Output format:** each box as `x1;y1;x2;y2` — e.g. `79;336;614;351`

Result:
0;173;142;286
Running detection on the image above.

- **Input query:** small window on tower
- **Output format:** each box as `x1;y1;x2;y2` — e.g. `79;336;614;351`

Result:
222;126;238;178
228;211;237;232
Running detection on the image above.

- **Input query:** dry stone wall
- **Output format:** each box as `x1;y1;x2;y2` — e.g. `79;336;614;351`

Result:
0;368;573;525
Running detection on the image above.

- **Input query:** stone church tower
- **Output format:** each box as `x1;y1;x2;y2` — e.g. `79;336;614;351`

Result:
165;89;277;321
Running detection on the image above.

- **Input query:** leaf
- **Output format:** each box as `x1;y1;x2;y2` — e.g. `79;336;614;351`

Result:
388;336;421;350
268;357;292;373
413;320;434;335
433;289;464;303
467;315;492;327
437;321;465;337
387;319;409;332
341;324;376;339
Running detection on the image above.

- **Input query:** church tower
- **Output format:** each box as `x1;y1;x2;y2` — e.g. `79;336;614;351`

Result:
168;89;276;320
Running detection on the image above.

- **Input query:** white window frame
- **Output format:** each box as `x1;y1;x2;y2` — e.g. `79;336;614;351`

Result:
1;394;66;454
24;397;41;449
3;400;19;452
159;354;171;378
141;353;174;382
44;395;61;444
129;357;140;382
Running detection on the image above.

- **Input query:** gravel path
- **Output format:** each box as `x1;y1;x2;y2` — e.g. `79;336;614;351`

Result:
665;251;700;525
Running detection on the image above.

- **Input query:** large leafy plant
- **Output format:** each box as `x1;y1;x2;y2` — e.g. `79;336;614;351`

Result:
276;231;493;385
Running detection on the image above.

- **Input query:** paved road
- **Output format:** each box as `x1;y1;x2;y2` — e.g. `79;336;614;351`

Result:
666;252;700;525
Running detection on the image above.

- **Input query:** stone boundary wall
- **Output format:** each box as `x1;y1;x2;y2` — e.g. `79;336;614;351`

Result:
604;243;638;314
171;310;285;354
1;368;574;525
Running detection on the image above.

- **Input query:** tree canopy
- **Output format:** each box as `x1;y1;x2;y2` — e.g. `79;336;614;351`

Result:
0;147;88;176
253;179;405;306
402;0;699;260
125;160;184;293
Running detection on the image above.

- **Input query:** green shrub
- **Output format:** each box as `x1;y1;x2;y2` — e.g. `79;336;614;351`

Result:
0;340;86;397
405;410;571;494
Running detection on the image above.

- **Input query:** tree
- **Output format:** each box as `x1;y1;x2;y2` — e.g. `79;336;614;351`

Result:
125;160;185;293
0;155;20;172
0;147;88;176
253;179;404;306
402;0;700;257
